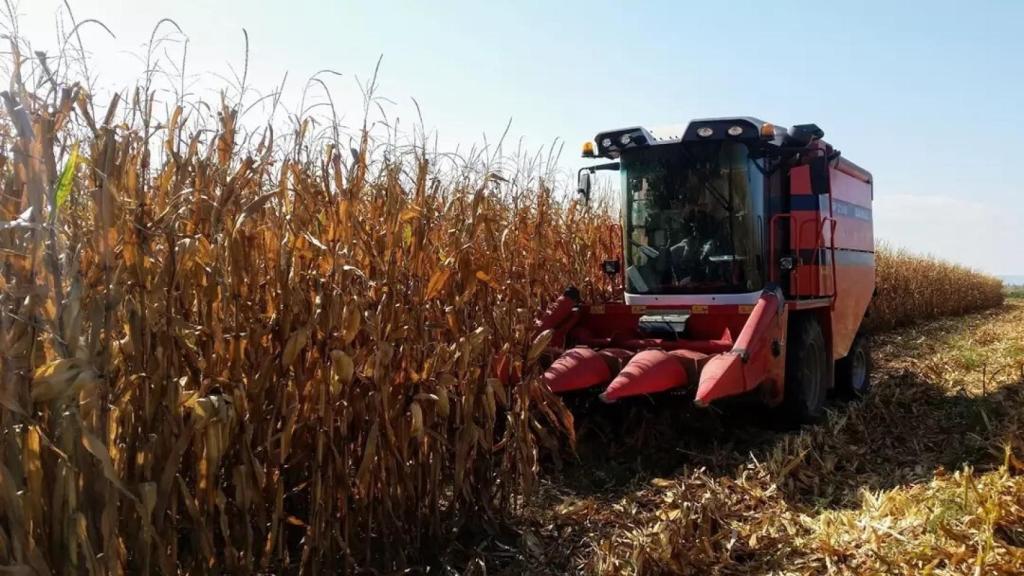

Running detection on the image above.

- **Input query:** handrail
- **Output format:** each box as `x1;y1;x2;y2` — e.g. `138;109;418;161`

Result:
805;215;838;304
824;217;838;308
772;210;838;304
768;213;796;294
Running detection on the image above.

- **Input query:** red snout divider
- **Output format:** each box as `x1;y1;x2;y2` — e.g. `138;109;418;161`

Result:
542;347;612;393
535;295;576;331
600;349;689;403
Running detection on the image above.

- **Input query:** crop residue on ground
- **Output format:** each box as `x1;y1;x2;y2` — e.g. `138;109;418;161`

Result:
467;303;1024;575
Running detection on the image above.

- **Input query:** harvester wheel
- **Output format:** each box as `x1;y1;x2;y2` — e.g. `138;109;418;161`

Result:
780;316;828;425
836;334;872;399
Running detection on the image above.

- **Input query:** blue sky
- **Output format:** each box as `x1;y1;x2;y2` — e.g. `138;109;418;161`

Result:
16;0;1024;275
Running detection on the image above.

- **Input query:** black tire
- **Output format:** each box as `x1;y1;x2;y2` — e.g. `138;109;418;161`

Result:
836;334;872;399
780;316;829;425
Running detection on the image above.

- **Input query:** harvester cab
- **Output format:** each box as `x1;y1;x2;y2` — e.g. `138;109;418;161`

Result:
544;117;875;422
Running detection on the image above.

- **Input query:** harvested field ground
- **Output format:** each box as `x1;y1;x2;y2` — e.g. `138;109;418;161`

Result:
455;302;1024;575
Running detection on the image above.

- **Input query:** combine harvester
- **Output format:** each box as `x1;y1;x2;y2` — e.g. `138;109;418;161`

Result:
541;118;874;423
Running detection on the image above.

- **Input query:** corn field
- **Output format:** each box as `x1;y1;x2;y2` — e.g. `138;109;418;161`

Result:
0;39;625;572
0;32;1007;575
869;245;1004;331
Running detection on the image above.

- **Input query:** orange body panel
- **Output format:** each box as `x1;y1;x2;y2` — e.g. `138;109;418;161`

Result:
830;164;873;251
830;256;875;357
827;162;874;358
785;160;874;360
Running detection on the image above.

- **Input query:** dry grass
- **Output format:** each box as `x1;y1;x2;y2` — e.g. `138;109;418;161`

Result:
0;21;1013;575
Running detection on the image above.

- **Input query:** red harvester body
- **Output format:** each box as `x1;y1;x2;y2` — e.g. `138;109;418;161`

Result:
540;118;875;421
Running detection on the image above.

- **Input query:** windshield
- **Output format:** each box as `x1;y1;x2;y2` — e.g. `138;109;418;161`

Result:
623;141;764;294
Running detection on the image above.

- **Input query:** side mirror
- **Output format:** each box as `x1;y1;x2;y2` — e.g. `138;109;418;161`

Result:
577;170;593;203
576;161;620;204
601;259;621;276
639;245;660;259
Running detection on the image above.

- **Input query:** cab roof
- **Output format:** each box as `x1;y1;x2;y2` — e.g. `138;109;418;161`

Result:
591;117;782;158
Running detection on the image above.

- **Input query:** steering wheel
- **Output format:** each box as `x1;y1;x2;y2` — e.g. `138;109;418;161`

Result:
630;239;660;259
